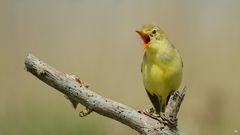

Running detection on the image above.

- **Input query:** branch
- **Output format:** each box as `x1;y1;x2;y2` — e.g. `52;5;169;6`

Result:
24;53;185;135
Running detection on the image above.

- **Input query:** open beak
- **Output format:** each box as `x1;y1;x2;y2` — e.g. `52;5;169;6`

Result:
136;31;150;48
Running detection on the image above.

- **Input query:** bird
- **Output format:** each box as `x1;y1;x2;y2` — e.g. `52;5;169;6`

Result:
136;24;183;114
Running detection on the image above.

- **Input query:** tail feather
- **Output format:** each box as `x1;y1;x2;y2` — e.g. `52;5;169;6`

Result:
146;89;162;114
145;89;175;113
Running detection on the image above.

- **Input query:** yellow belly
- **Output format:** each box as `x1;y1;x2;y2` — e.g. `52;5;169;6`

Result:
142;57;182;105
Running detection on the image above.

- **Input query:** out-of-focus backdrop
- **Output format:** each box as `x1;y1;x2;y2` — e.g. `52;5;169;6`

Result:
1;0;240;135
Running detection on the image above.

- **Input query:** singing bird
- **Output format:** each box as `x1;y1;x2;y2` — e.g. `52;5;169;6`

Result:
136;24;183;114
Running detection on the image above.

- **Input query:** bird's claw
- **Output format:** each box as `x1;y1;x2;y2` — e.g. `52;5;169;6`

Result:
139;108;177;128
138;108;160;119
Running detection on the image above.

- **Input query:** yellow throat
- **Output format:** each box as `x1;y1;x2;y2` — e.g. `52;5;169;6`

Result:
136;24;183;113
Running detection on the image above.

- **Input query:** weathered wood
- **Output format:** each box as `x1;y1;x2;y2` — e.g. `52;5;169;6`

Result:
24;53;185;135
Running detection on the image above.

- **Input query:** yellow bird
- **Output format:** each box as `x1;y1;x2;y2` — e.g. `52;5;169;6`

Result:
136;24;183;114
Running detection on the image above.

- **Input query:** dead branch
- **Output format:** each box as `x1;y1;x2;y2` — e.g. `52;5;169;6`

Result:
24;53;185;135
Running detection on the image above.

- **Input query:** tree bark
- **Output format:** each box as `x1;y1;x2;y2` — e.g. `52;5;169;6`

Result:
24;53;185;135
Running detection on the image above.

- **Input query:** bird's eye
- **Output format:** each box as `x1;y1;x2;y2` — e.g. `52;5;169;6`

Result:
152;30;156;34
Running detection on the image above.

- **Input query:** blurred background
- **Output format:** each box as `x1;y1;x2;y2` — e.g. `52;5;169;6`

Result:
1;0;240;135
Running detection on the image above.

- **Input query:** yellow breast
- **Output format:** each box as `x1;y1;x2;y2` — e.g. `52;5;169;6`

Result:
141;40;183;102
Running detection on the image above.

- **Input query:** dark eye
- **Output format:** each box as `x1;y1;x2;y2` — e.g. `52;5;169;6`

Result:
152;30;156;34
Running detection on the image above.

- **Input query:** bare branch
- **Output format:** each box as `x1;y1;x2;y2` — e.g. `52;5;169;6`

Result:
24;53;185;135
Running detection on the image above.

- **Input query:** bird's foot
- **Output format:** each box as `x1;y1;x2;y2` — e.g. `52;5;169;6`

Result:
138;108;178;128
138;108;160;119
69;74;89;88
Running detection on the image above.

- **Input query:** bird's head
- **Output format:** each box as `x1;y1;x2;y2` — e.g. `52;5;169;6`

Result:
136;24;165;48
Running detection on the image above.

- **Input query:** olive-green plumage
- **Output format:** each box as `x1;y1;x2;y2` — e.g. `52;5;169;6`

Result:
137;24;183;113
